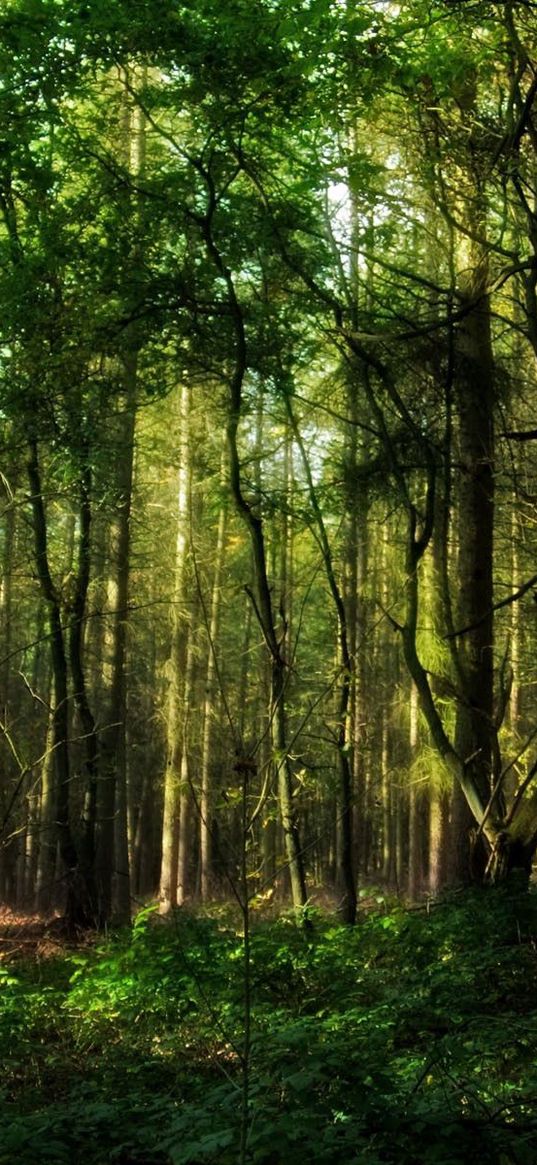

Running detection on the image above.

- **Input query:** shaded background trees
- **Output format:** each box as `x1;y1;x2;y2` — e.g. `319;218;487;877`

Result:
1;0;537;924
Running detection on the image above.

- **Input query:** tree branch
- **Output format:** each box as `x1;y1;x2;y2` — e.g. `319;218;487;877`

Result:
446;574;537;639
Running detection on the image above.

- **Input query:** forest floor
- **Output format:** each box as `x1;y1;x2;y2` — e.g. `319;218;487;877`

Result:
0;906;72;961
0;889;536;1164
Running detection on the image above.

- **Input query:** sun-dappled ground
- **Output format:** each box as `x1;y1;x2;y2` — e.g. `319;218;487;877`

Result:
0;905;96;961
1;890;537;1164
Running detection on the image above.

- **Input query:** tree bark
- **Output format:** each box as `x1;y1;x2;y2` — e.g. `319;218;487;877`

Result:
177;627;197;906
284;394;357;921
407;683;422;900
96;359;136;925
201;210;309;916
0;486;15;899
454;257;496;822
27;438;93;929
199;458;227;901
159;382;191;912
68;463;99;913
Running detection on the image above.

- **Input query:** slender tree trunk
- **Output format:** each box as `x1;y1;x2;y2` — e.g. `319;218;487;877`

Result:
346;123;373;889
450;244;496;882
36;701;57;911
285;394;356;922
96;360;136;925
0;494;14;719
230;406;308;912
271;659;309;910
0;491;15;898
381;707;396;884
131;614;161;897
68;463;99;917
202;212;308;916
407;683;421;900
509;507;521;733
113;372;136;924
177;627;198;905
27;439;91;929
352;489;369;879
200;460;227;901
428;474;453;894
160;382;191;912
429;789;450;895
23;773;40;907
94;70;147;925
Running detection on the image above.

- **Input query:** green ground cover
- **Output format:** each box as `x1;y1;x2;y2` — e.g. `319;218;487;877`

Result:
1;890;536;1164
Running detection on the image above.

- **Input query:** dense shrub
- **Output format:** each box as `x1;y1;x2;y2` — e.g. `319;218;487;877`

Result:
1;890;536;1163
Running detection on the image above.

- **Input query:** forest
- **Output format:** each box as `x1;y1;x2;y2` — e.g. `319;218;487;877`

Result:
1;0;537;1161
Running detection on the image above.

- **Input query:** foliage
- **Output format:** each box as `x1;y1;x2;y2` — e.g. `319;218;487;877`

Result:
1;893;537;1163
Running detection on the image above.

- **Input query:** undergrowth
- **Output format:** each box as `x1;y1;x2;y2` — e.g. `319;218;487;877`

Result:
1;889;537;1163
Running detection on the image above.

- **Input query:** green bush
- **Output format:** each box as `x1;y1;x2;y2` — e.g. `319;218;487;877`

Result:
1;891;536;1163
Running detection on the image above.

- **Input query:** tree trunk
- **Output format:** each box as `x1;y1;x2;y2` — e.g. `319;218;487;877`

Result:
159;382;191;912
407;683;422;900
199;202;309;917
35;707;57;911
453;254;496;853
285;393;356;921
68;464;99;918
429;787;450;895
27;439;93;929
0;489;15;899
177;626;198;905
199;458;227;901
96;359;136;925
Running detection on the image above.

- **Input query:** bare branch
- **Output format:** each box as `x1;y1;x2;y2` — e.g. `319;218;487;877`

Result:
446;573;537;639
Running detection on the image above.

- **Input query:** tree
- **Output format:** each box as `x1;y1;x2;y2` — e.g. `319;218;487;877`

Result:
2;0;537;927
